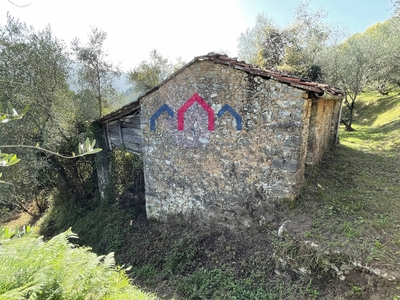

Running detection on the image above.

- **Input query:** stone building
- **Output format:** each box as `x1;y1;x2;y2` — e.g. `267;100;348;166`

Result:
99;53;343;226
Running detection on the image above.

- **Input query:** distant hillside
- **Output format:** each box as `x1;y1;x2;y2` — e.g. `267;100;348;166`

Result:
115;74;140;105
113;73;134;94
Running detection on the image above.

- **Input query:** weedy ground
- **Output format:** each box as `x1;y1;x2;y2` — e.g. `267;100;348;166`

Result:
2;87;400;299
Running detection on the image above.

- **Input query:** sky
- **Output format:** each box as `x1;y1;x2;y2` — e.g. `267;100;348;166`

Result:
0;0;395;72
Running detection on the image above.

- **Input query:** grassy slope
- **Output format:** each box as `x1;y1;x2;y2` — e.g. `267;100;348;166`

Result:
288;88;400;298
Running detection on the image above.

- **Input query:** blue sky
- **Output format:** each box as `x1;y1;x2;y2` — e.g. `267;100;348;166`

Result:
0;0;394;71
236;0;393;34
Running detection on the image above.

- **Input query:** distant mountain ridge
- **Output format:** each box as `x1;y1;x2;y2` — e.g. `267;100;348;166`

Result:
113;73;133;94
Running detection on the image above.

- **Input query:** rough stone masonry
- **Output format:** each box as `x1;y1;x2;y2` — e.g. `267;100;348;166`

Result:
140;56;342;227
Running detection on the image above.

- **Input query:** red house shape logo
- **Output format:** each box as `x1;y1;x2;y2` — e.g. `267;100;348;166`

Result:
177;93;215;131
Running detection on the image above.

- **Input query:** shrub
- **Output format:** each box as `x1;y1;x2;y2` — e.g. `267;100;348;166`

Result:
0;229;155;300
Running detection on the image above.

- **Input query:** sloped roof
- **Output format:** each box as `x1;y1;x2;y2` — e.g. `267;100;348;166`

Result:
196;53;343;97
99;53;343;123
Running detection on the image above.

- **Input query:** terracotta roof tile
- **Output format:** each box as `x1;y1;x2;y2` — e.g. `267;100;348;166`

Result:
196;53;344;97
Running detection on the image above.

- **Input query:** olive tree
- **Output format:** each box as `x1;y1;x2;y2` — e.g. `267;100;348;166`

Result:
0;103;101;214
237;0;331;80
237;13;284;67
128;49;185;95
0;15;101;214
71;26;121;117
317;31;375;131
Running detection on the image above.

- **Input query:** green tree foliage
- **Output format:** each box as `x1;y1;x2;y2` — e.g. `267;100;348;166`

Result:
0;103;101;214
282;1;330;79
237;14;282;66
237;1;331;80
368;18;400;89
0;16;103;214
0;15;74;212
71;26;121;117
0;229;155;299
392;0;400;16
128;49;185;95
0;15;71;145
318;33;374;131
316;18;400;131
238;1;400;131
0;103;28;185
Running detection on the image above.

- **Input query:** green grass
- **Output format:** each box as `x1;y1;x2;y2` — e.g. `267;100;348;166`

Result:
294;88;400;288
343;88;400;152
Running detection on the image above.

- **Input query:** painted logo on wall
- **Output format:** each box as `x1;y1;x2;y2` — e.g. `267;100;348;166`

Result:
150;93;242;131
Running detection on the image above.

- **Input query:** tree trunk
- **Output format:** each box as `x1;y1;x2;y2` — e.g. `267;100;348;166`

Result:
378;84;388;95
342;96;356;131
341;119;356;131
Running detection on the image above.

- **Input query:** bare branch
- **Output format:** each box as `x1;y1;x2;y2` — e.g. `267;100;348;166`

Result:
7;0;31;8
0;143;101;159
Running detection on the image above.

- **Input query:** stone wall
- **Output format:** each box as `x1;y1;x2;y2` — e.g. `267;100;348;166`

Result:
306;98;340;167
141;60;317;226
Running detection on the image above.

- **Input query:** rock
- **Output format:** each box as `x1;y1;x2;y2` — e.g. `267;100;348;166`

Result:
278;220;291;237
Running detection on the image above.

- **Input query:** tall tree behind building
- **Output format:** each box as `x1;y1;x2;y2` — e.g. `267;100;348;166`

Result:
237;0;331;81
128;49;185;95
71;26;120;117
